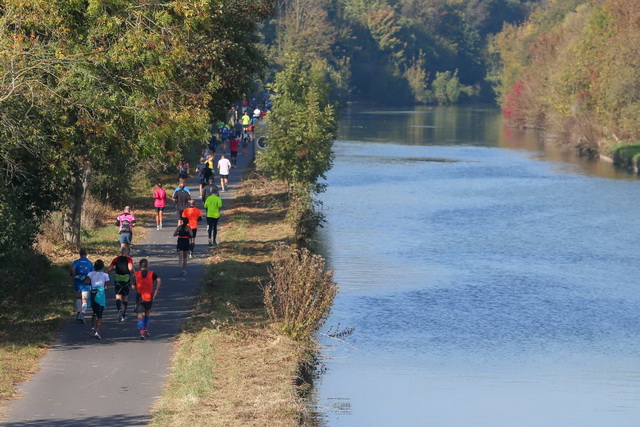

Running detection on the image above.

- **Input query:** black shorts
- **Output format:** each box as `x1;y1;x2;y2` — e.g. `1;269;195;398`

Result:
135;294;153;313
177;238;190;251
91;303;105;319
115;283;130;296
155;207;164;212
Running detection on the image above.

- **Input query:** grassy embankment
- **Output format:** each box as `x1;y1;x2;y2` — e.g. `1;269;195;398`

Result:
606;142;640;174
151;175;309;426
0;173;156;413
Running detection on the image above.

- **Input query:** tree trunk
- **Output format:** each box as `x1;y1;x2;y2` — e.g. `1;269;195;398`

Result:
62;158;91;248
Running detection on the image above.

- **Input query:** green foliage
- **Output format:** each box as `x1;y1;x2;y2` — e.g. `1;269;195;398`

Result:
287;185;326;243
264;243;337;341
257;54;337;191
263;0;539;105
606;141;640;173
0;0;275;251
432;70;473;105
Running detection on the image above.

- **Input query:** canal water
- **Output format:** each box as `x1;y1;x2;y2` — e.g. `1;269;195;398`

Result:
312;106;640;426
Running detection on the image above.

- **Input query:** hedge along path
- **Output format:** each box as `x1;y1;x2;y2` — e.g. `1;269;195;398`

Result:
2;144;253;426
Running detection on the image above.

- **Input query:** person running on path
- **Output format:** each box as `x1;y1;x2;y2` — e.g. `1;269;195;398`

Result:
132;259;161;340
217;154;232;192
173;180;191;225
229;136;239;167
108;247;135;321
241;131;250;156
87;260;109;340
173;217;193;276
241;111;251;132
182;199;202;258
177;159;189;180
204;189;222;246
201;177;219;202
196;157;213;197
219;124;230;153
153;183;167;230
115;206;136;249
70;248;93;323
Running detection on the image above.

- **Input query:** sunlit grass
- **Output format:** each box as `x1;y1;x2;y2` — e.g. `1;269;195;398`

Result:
152;177;306;426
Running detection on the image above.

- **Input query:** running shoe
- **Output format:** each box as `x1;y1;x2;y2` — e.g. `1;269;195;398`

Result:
77;313;85;324
94;332;102;340
116;309;123;321
121;315;127;322
143;329;151;337
90;327;96;336
189;252;194;259
139;333;145;340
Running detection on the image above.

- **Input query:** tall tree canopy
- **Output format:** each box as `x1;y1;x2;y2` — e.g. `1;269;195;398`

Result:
0;0;274;252
262;0;540;105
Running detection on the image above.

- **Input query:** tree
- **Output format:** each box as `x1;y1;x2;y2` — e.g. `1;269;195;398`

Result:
257;54;337;191
0;0;275;249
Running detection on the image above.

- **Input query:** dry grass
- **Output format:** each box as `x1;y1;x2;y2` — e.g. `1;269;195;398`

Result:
152;176;311;426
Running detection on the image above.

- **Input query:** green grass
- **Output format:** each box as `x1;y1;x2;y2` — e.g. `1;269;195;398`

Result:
606;141;640;171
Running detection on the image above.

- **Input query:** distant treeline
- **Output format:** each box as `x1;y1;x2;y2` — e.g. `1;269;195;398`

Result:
261;0;541;105
492;0;640;153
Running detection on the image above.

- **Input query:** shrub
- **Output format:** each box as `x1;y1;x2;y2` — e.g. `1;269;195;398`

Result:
263;243;337;341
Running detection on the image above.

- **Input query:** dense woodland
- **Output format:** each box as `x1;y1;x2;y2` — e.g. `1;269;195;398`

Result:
492;0;640;154
262;0;540;105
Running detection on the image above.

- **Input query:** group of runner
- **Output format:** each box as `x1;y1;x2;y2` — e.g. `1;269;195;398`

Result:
70;247;161;341
70;103;257;340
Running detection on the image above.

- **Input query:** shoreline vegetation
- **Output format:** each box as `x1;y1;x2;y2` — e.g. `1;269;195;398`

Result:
493;0;640;166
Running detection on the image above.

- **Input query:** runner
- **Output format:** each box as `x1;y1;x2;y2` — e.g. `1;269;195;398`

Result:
132;259;161;340
182;199;202;258
241;111;251;132
108;247;135;321
204;188;222;246
229;136;239;167
219;124;230;153
153;183;167;230
217;153;232;192
196;157;213;197
173;180;191;225
115;206;136;249
87;260;110;340
70;248;93;324
173;217;193;276
201;177;219;202
176;159;189;180
241;131;250;156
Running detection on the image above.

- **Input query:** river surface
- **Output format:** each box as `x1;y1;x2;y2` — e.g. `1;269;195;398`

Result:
312;106;640;426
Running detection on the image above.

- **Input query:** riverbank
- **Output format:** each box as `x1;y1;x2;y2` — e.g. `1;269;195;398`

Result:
151;175;308;425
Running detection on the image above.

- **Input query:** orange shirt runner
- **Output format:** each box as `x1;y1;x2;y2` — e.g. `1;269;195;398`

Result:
181;206;202;230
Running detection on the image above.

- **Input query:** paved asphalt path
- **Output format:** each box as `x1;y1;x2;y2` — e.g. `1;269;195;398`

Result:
3;141;254;426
